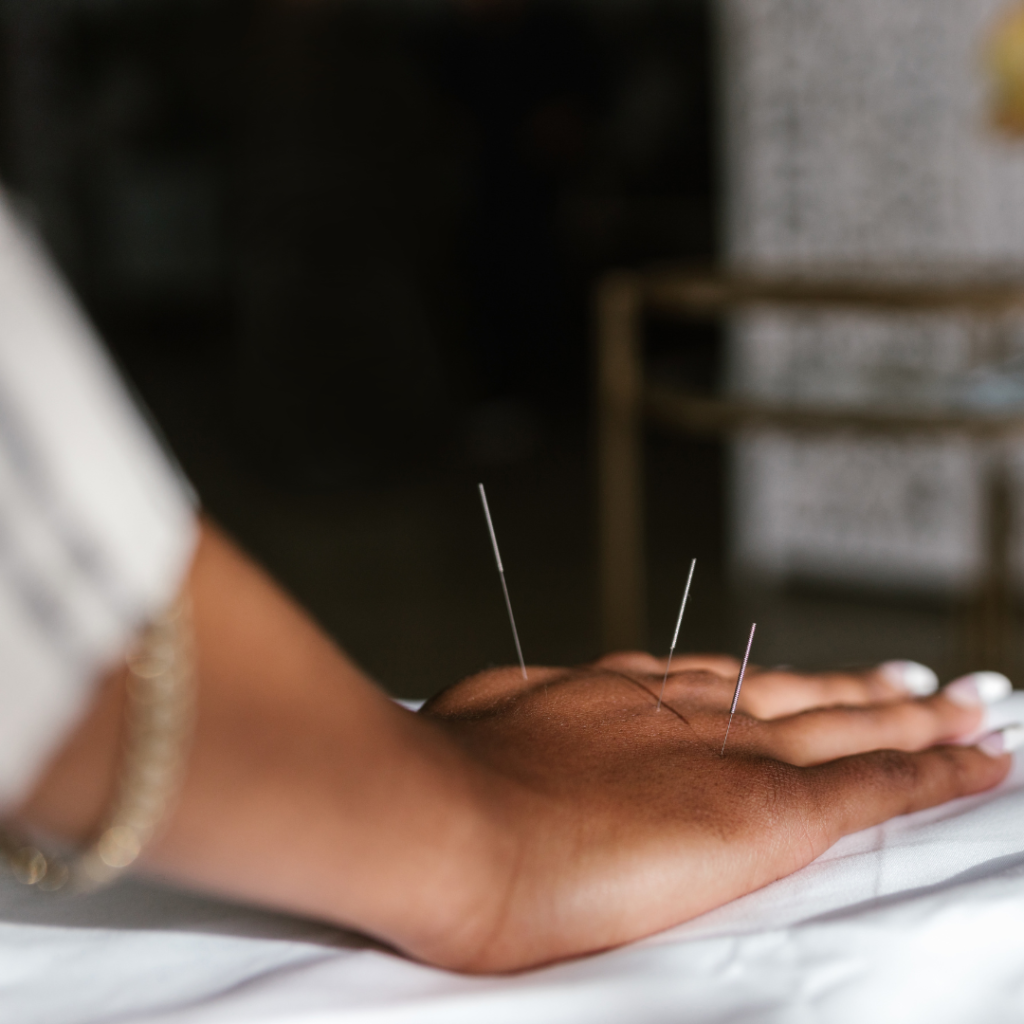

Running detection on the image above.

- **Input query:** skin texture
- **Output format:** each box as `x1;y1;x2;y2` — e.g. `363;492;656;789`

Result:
12;522;1011;974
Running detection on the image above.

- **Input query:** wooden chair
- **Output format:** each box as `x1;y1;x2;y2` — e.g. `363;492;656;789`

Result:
596;269;1024;671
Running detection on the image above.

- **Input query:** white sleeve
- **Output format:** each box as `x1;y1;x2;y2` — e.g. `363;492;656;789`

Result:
0;188;198;811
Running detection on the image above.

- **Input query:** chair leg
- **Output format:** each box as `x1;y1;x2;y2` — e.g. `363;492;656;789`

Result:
957;450;1016;679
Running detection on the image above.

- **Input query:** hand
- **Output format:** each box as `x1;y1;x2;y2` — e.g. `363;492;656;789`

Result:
420;652;1009;971
15;525;1010;978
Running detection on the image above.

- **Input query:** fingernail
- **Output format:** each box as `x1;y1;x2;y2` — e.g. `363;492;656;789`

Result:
978;724;1024;757
879;660;939;696
944;671;1013;708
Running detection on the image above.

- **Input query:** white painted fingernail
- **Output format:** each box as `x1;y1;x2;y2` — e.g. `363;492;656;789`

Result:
944;672;1013;708
879;660;939;696
978;724;1024;757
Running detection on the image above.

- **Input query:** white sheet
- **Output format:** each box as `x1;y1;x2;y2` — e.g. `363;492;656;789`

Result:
5;695;1024;1024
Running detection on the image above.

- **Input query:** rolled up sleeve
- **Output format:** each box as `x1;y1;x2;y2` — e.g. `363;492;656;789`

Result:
0;189;197;810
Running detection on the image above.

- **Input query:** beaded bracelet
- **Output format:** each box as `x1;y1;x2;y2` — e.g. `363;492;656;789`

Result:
0;596;194;893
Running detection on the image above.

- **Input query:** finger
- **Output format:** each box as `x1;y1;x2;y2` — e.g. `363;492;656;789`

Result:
737;660;939;719
600;653;915;719
594;651;742;678
753;690;985;766
662;653;742;676
801;744;1010;847
653;662;921;719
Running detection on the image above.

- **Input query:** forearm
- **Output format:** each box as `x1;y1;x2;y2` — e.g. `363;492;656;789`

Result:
14;522;512;963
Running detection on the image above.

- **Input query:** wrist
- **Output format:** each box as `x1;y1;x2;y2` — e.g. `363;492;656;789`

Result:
367;712;526;968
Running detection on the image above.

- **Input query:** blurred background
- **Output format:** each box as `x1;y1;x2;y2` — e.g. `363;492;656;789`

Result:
3;0;1024;698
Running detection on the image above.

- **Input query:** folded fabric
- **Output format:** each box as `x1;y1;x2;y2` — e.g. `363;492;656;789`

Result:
4;695;1024;1024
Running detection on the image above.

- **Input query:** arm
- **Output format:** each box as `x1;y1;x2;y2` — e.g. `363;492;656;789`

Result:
12;521;1010;973
17;519;503;964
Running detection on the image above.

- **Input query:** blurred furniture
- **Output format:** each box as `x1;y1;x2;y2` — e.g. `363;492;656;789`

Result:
596;269;1024;670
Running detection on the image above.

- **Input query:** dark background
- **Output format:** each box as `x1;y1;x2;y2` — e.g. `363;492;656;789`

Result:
0;0;954;697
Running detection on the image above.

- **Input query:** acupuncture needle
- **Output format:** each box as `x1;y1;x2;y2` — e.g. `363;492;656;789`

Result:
478;483;527;680
720;622;757;757
656;558;696;711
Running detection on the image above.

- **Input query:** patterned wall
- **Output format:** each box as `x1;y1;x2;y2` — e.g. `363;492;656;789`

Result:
723;0;1024;593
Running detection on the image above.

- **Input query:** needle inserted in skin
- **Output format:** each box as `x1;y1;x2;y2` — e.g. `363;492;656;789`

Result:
721;622;757;757
656;558;696;711
478;483;527;680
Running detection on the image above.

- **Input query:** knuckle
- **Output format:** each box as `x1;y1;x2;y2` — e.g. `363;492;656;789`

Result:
762;719;803;762
764;759;807;811
758;761;823;857
864;670;898;701
861;749;923;795
884;702;923;739
592;650;654;670
742;759;806;822
710;758;801;845
741;689;771;716
666;669;727;698
894;701;946;746
763;711;830;764
931;745;972;791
